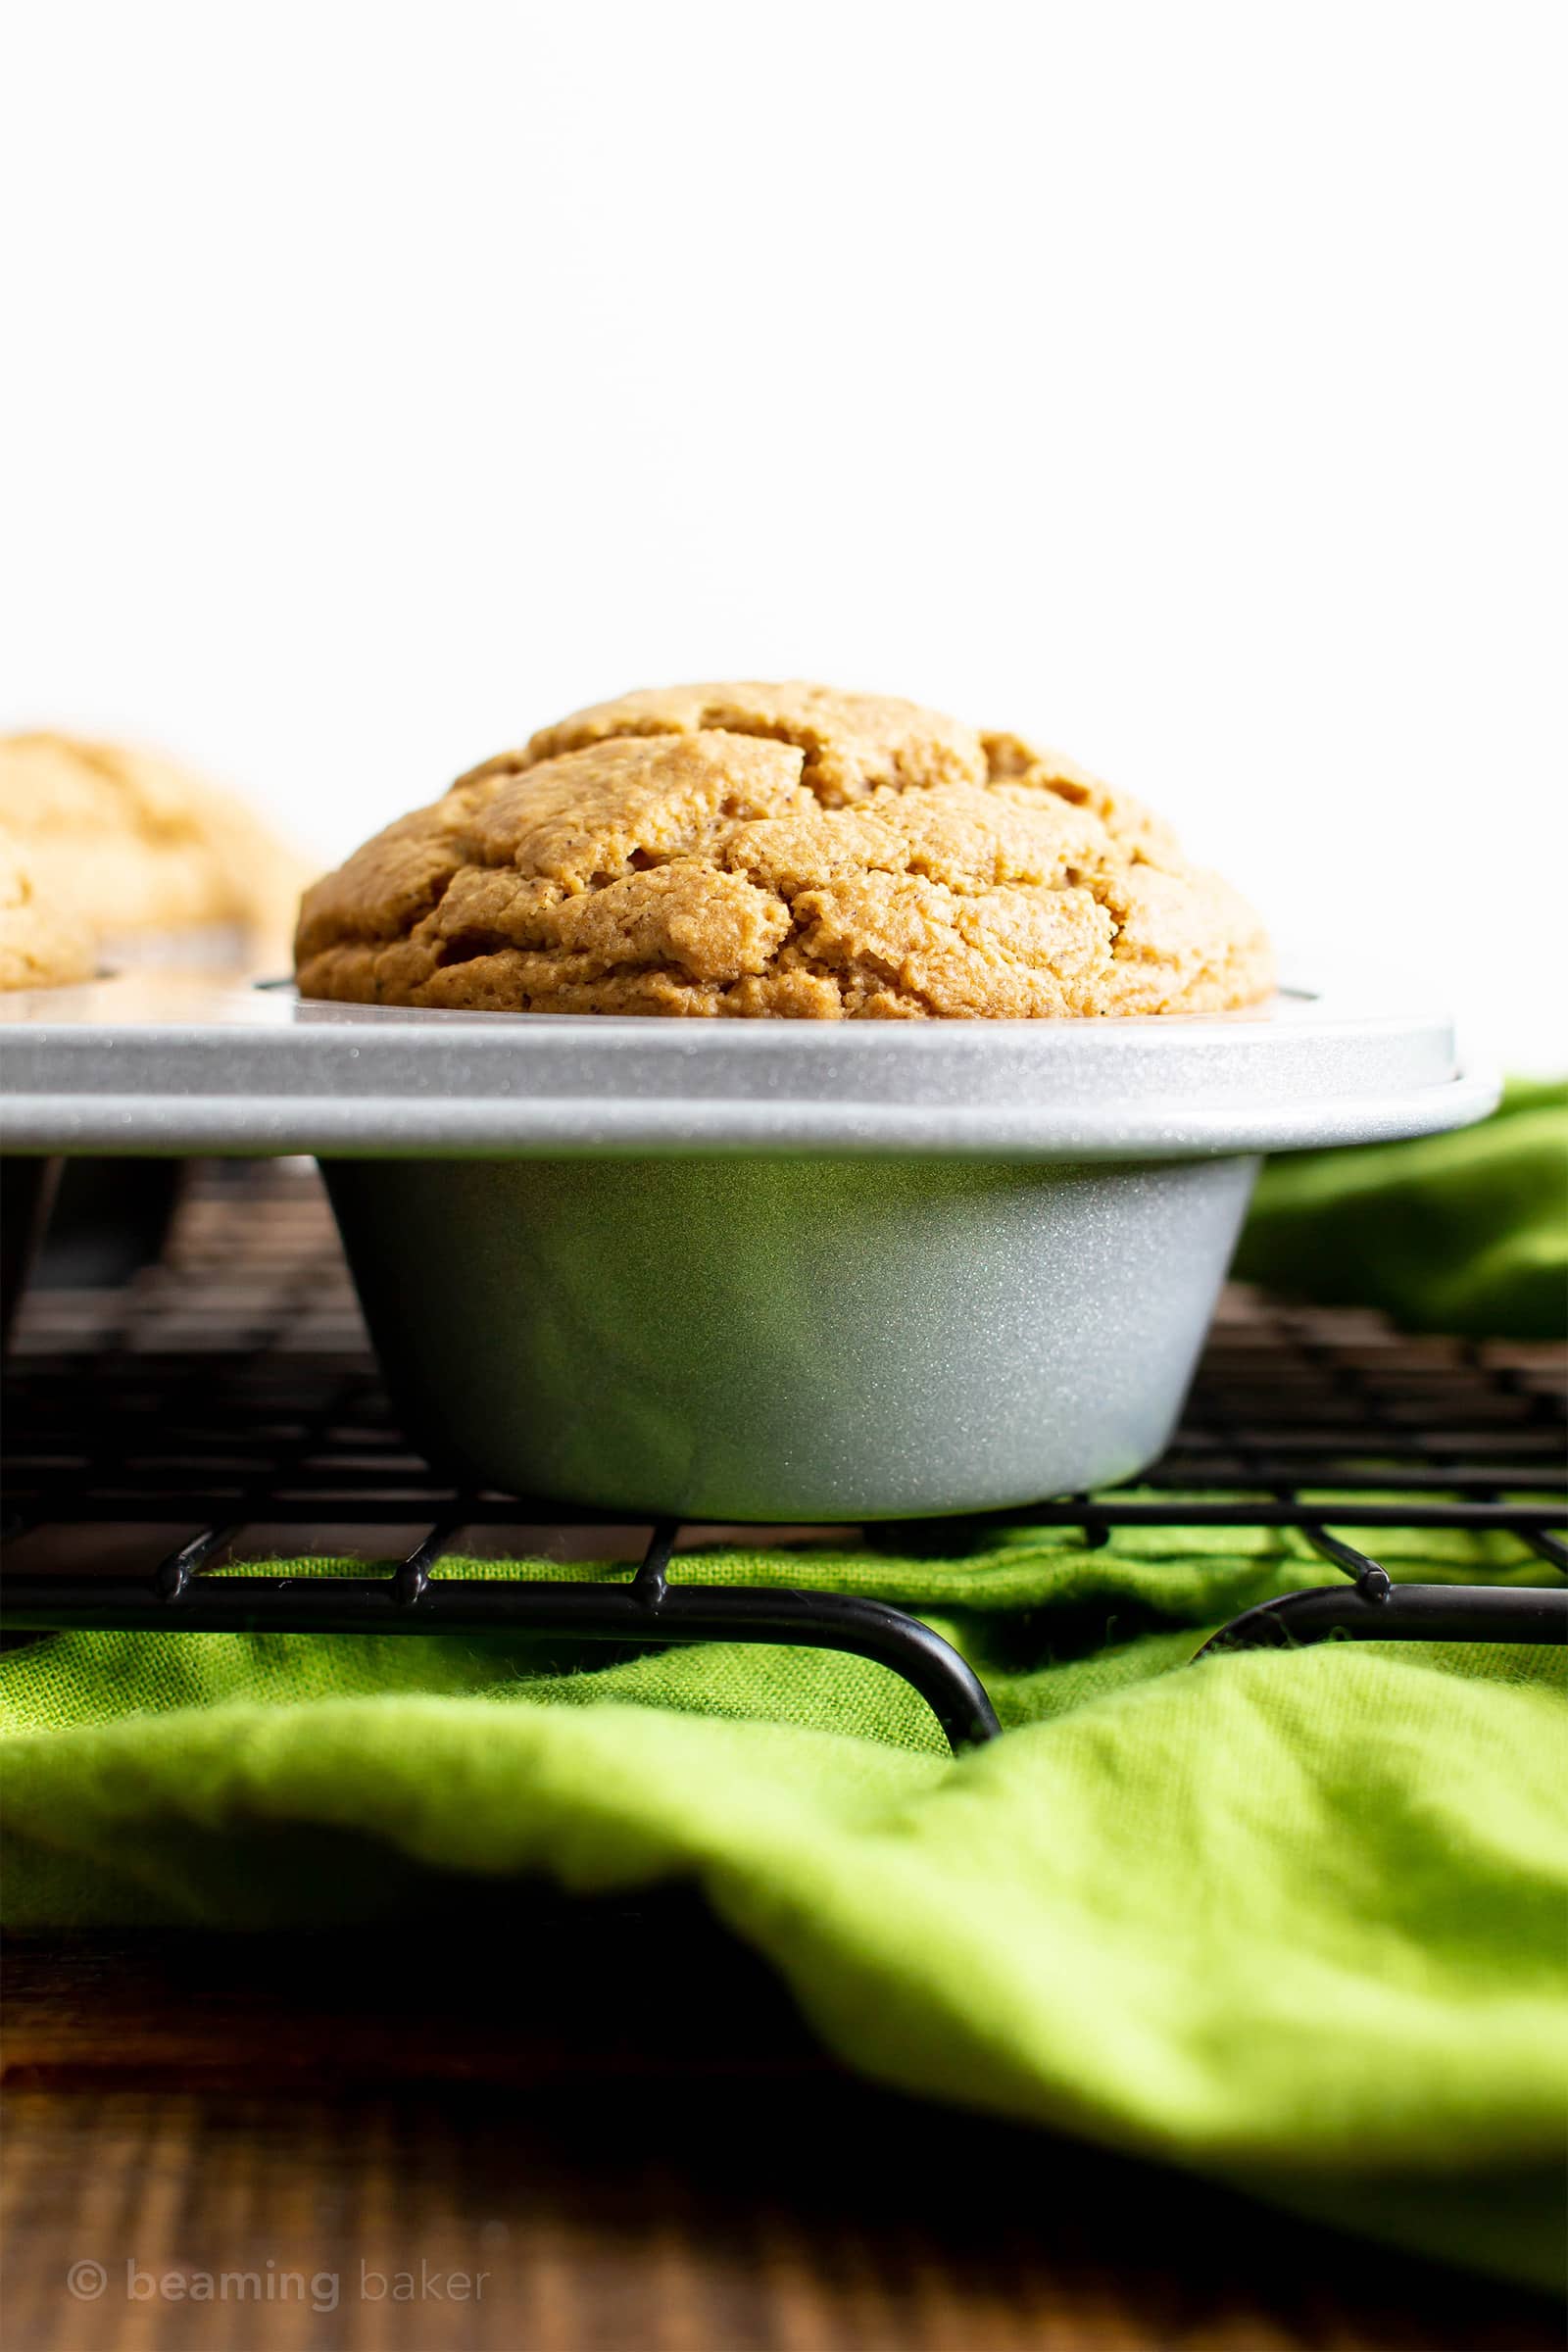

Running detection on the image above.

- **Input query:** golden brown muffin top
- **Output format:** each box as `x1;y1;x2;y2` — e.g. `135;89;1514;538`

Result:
0;732;309;964
295;682;1272;1019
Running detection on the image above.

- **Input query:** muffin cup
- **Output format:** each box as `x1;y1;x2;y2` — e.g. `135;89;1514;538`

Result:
0;1154;60;1342
34;1154;189;1290
321;1150;1259;1517
0;980;1499;1518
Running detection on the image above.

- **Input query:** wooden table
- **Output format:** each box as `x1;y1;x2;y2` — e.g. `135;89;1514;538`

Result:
2;1902;1558;2351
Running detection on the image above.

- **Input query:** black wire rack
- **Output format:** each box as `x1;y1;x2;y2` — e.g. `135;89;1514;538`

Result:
2;1163;1563;1751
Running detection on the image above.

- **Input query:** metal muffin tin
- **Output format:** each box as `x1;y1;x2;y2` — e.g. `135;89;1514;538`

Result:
0;973;1497;1519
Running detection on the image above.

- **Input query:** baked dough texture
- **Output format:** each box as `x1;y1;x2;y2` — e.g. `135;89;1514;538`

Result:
0;732;309;965
295;682;1273;1018
0;828;95;991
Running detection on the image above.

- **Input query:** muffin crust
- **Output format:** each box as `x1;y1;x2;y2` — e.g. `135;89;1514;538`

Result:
296;683;1272;1018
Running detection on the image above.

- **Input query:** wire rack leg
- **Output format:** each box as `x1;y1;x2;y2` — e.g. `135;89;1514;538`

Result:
1196;1580;1567;1658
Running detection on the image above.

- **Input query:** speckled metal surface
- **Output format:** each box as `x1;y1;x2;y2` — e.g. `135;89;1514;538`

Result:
322;1151;1262;1518
0;973;1501;1517
0;977;1500;1157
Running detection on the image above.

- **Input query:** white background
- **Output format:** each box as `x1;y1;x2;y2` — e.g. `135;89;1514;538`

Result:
3;0;1563;1064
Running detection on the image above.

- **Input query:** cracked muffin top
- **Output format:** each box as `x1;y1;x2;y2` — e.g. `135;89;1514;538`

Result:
294;682;1273;1018
0;732;310;966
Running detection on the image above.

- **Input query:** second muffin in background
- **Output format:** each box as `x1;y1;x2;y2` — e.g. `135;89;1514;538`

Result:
0;828;95;992
295;682;1272;1018
0;732;311;973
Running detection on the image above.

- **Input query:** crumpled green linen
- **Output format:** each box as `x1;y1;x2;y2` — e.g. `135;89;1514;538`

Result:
2;1092;1564;2294
1235;1077;1568;1338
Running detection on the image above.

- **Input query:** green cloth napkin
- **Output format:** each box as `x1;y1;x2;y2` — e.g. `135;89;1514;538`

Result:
3;1098;1566;2293
1235;1078;1568;1338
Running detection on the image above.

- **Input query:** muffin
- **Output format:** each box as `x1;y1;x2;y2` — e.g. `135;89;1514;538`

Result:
0;827;96;991
295;682;1272;1018
0;732;310;970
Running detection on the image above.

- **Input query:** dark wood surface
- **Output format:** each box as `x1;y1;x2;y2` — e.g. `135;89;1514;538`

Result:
2;1908;1559;2352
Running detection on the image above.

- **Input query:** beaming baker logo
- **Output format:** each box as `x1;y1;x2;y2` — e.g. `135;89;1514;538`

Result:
67;2258;490;2312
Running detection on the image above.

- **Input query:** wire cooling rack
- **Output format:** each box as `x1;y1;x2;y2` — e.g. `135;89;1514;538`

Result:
2;1163;1563;1749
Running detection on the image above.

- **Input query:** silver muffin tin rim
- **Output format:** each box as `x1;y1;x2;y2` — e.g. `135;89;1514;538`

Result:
0;973;1500;1159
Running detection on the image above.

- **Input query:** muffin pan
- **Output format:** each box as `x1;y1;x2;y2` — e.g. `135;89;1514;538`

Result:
0;972;1498;1518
